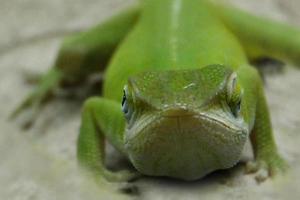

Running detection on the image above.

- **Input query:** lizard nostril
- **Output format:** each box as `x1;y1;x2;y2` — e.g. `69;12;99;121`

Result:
162;108;195;117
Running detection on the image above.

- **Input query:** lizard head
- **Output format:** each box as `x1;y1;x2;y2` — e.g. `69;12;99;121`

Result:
122;64;249;180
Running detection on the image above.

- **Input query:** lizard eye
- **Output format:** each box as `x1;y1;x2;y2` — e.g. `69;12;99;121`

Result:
226;72;243;118
122;89;129;114
230;96;242;118
121;86;133;121
227;72;237;98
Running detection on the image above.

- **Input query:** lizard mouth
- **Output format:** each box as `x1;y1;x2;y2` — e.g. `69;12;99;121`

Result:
124;110;248;180
126;108;246;142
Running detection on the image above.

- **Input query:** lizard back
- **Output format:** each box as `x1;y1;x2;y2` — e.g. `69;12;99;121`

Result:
104;0;248;101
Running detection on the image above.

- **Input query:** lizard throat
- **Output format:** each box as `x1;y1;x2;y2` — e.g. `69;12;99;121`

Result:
124;113;248;180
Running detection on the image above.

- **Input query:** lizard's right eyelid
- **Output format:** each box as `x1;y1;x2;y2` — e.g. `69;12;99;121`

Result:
226;72;238;99
122;90;127;106
122;99;129;114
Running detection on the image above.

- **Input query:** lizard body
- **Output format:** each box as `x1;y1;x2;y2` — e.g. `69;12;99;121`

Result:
103;0;255;180
12;0;296;184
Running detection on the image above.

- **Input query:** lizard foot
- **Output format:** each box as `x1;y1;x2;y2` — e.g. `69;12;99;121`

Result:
94;171;141;195
103;169;141;182
118;183;139;195
104;170;141;195
9;91;51;129
245;155;288;183
9;68;62;129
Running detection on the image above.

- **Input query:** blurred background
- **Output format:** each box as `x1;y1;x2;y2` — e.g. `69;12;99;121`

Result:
1;0;300;199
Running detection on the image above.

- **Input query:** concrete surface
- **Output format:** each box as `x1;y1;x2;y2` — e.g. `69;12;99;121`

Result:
1;0;300;199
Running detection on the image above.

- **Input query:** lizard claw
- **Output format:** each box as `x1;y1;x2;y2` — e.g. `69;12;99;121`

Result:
118;183;139;195
9;92;47;129
93;172;140;195
103;169;141;182
245;155;288;183
9;93;36;120
9;68;62;129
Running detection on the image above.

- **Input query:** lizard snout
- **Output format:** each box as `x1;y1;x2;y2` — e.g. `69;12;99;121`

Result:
162;108;196;117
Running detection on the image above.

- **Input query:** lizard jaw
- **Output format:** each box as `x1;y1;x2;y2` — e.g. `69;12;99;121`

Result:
124;111;248;180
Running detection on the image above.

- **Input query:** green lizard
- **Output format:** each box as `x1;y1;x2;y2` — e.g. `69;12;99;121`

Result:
12;0;298;184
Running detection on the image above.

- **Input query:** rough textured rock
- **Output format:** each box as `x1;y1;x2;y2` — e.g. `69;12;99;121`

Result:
1;0;300;199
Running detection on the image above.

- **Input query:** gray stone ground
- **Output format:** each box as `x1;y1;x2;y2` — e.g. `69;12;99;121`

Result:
1;0;300;199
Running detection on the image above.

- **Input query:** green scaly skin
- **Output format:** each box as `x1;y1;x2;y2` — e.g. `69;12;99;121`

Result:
12;0;296;185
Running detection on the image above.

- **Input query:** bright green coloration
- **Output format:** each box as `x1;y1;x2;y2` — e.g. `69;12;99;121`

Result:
123;66;248;179
13;0;298;183
213;3;300;65
10;7;139;121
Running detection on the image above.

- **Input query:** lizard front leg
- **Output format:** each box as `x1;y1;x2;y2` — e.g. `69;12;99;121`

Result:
77;97;140;184
247;83;288;182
